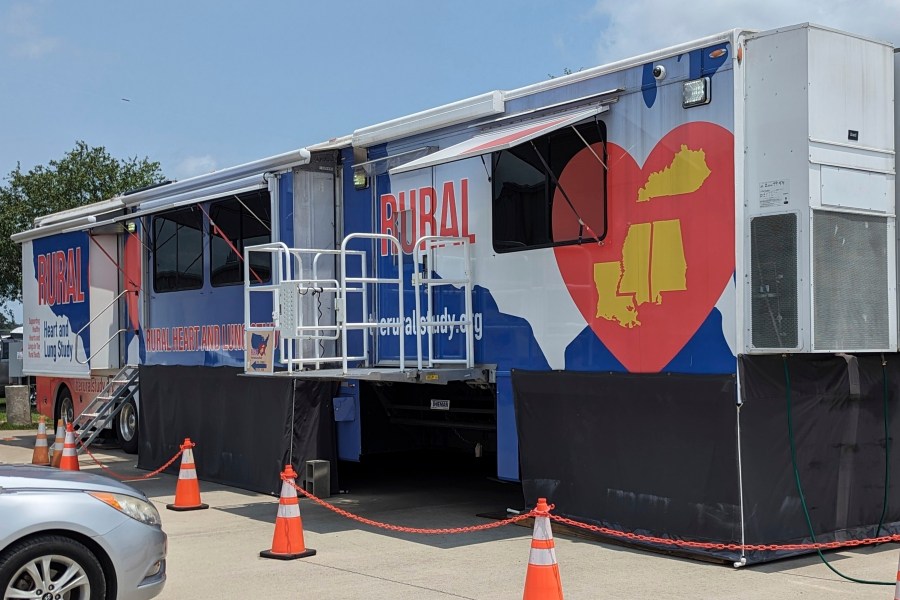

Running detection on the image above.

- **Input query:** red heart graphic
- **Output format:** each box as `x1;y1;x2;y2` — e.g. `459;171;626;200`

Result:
554;122;735;372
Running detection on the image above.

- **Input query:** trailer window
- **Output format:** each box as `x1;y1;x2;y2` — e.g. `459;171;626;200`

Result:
492;120;606;252
153;207;204;292
209;190;271;286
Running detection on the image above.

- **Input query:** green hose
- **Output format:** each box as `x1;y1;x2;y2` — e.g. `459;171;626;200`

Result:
782;355;892;586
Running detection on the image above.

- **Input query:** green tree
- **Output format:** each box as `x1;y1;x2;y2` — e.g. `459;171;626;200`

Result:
548;67;583;79
0;141;165;318
0;311;16;331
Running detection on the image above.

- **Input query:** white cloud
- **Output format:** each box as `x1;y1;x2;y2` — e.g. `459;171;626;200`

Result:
588;1;900;63
173;155;218;180
4;3;60;59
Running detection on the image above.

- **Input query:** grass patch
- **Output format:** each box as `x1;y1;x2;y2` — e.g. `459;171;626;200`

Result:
0;400;42;430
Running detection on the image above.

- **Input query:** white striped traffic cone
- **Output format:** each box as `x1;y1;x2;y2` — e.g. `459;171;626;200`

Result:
522;498;564;600
260;465;316;560
50;419;65;468
166;438;209;511
59;423;79;471
894;551;900;599
31;416;50;465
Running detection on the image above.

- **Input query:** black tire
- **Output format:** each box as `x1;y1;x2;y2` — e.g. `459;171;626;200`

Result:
0;534;106;600
56;386;74;426
116;398;139;454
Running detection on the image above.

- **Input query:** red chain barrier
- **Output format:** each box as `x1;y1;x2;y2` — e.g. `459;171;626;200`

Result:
547;514;900;553
283;475;900;553
77;441;184;481
284;476;539;534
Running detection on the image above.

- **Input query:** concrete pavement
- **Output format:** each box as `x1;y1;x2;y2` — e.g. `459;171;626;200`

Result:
1;429;898;599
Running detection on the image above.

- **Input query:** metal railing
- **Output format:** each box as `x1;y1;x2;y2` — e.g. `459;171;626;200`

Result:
74;289;134;365
340;233;405;374
412;236;474;369
244;233;473;376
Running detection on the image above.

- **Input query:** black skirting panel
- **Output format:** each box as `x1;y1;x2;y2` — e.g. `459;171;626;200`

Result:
137;365;337;495
513;369;741;561
738;354;900;563
513;356;900;563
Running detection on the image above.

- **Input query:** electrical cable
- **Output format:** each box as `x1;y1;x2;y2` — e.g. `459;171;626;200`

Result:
783;355;892;586
875;356;891;538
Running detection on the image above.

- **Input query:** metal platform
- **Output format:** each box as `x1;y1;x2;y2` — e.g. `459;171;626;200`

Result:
243;365;495;385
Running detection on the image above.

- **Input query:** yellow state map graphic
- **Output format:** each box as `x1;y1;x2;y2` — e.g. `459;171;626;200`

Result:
638;145;711;201
594;145;709;328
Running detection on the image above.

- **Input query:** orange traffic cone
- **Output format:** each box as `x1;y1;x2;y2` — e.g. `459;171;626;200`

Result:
260;465;316;560
166;438;209;511
59;423;80;471
522;498;564;600
50;419;64;468
31;416;50;466
894;552;900;599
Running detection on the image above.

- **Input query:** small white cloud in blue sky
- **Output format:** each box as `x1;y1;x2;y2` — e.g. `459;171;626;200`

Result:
3;3;59;59
589;0;900;62
174;155;218;180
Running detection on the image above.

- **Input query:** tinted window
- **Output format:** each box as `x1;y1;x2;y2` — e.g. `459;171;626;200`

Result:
209;191;271;286
492;119;607;252
153;208;203;292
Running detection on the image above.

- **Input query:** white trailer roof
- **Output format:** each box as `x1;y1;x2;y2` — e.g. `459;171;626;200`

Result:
12;147;311;243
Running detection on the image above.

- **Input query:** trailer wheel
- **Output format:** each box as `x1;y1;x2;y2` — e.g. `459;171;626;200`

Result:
56;386;74;426
117;398;139;454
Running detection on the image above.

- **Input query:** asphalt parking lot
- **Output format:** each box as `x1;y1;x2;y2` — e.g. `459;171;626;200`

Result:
1;430;899;599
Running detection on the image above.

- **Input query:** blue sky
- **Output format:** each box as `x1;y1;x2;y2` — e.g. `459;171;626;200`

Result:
1;1;612;179
2;1;897;180
2;0;898;324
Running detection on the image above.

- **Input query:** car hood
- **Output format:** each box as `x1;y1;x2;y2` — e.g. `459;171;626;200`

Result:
0;465;146;498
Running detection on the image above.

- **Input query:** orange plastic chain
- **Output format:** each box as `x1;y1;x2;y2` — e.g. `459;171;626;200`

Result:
547;514;900;552
77;441;184;481
283;473;900;552
284;476;538;534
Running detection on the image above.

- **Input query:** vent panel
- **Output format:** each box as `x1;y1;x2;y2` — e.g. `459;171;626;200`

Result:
750;214;799;349
813;211;888;350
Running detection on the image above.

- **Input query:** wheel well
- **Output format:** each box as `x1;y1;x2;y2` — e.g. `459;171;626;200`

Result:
56;383;71;401
1;529;118;599
54;383;72;421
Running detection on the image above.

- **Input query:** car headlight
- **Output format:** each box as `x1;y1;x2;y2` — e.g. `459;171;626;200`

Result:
87;492;162;527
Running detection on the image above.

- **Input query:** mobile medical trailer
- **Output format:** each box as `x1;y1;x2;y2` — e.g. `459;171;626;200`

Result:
15;23;899;563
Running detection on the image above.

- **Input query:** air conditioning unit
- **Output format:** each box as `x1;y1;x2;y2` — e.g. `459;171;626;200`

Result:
743;25;896;353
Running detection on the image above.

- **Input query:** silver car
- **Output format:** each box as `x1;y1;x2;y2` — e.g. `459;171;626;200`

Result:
0;466;166;600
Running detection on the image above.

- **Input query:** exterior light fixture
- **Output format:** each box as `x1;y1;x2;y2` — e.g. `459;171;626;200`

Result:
682;77;711;108
353;167;368;190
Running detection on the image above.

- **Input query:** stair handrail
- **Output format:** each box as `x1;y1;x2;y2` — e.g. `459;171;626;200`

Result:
73;365;139;451
73;366;138;430
74;289;136;365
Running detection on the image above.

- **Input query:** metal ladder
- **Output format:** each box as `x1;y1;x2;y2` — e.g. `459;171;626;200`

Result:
72;364;139;453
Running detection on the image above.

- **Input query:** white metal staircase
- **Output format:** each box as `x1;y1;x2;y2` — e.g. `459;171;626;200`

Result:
72;364;139;452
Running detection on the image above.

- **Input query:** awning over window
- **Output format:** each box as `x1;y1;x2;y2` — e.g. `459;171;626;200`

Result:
54;177;270;234
389;105;609;175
